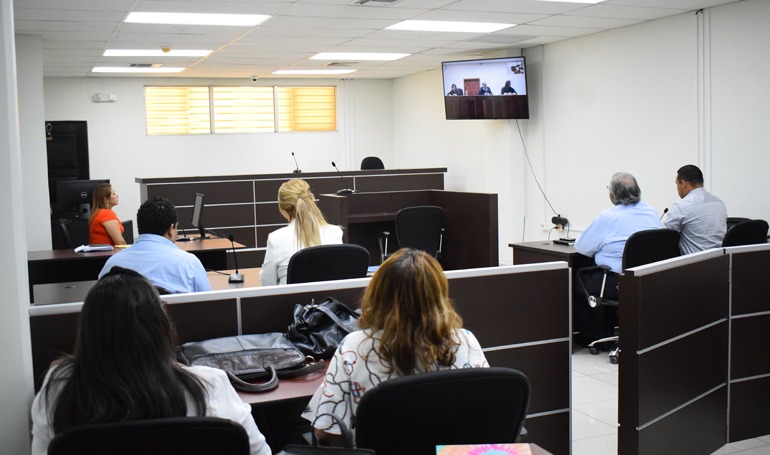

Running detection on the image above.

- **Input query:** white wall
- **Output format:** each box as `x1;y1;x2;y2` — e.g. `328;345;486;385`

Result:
42;77;393;232
36;0;770;261
1;0;33;452
392;0;770;264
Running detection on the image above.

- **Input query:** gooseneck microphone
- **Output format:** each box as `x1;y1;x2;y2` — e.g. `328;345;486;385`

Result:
227;234;244;283
660;207;669;220
331;161;355;195
292;152;302;174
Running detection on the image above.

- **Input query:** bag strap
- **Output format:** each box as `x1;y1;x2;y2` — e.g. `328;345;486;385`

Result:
227;357;325;393
227;365;279;393
280;356;326;379
312;412;354;449
311;303;357;333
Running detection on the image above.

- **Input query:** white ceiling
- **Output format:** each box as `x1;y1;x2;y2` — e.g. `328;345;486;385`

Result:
13;0;741;79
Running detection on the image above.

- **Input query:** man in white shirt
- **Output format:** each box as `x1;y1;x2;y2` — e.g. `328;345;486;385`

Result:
664;165;727;255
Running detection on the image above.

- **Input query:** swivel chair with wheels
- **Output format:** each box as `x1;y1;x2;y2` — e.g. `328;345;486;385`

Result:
360;156;384;170
722;219;768;247
286;244;370;284
355;367;530;455
378;206;444;262
576;228;681;363
47;416;250;455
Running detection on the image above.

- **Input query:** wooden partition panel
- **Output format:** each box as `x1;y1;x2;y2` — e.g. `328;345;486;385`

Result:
318;190;499;270
29;263;570;453
728;247;770;442
618;251;729;455
138;169;446;268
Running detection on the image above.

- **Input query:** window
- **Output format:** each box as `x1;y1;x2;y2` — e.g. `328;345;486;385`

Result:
145;86;336;135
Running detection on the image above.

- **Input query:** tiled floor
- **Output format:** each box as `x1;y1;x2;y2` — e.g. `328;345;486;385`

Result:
571;346;770;455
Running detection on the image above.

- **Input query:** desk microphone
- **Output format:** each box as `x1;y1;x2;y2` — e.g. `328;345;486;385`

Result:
660;207;669;220
227;234;244;283
331;161;355;195
291;152;302;174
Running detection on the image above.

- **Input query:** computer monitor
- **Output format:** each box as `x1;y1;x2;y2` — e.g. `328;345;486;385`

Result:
191;193;208;239
54;179;109;219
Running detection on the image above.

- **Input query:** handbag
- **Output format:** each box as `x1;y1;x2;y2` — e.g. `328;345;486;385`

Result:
286;298;360;359
277;414;374;455
179;332;324;393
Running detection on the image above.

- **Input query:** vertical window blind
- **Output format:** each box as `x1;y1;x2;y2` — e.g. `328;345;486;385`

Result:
145;86;336;135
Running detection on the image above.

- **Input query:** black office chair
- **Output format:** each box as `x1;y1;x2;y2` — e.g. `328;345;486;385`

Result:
122;219;134;244
56;218;91;249
360;156;384;170
378;206;444;262
47;416;250;455
286;244;370;284
722;219;768;247
577;228;681;363
726;217;751;232
355;367;530;455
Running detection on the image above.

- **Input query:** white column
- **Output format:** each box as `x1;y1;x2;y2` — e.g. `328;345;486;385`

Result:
0;0;34;452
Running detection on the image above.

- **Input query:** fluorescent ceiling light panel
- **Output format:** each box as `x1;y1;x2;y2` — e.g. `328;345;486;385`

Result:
92;67;186;73
104;49;212;57
386;20;514;33
125;12;271;26
310;52;409;61
272;69;358;75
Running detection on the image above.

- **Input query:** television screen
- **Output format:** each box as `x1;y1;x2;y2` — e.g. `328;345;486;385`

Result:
441;56;529;120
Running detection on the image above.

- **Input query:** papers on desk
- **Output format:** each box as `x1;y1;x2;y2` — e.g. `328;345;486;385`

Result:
74;244;113;253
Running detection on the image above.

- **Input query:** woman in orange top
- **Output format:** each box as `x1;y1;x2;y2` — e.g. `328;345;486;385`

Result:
89;183;126;245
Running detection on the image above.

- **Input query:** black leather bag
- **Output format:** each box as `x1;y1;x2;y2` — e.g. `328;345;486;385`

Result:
286;298;360;359
179;332;324;393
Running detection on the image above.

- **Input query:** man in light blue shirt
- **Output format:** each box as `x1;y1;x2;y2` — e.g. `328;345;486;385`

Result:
573;172;663;346
99;197;211;294
664;165;727;255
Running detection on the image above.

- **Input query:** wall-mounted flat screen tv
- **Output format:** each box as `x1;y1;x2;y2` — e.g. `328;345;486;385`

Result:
441;56;529;120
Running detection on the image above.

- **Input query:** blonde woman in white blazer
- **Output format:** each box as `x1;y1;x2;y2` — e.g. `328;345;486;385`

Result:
259;179;343;286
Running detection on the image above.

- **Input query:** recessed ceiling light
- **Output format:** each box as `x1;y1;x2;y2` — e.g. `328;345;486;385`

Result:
104;50;212;57
92;67;186;73
385;20;514;33
124;12;271;26
310;52;409;61
272;69;358;75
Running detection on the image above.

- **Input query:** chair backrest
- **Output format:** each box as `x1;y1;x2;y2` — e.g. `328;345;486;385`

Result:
360;156;384;170
56;218;90;249
722;219;769;247
355;367;530;455
726;217;751;231
395;205;444;257
622;228;681;270
286;244;370;284
47;417;250;455
122;219;134;244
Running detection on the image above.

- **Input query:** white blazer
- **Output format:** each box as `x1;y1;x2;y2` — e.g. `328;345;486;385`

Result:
259;220;343;286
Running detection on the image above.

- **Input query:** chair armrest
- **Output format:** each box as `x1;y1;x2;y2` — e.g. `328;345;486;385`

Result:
576;265;611;299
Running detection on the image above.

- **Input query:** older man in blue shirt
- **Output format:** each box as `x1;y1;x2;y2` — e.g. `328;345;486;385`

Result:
99;197;211;294
664;164;727;255
574;172;663;347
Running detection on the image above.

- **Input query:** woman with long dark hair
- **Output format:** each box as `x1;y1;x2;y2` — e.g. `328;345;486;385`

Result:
301;248;488;444
30;267;270;455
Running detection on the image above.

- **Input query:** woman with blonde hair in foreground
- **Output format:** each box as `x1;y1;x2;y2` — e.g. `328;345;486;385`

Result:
301;248;489;444
260;178;343;285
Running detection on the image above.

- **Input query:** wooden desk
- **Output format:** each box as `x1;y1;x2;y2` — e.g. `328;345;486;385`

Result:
32;268;263;304
27;237;245;302
319;190;499;270
237;367;324;406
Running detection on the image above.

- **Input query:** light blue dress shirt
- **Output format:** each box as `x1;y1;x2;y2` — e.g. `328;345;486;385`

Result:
98;234;211;293
575;201;664;273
